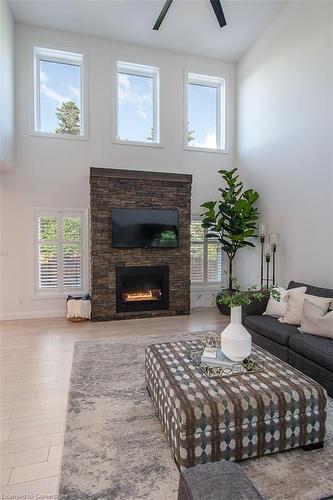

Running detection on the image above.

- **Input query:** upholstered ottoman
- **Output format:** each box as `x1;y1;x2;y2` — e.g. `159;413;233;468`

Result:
145;340;327;469
178;461;263;500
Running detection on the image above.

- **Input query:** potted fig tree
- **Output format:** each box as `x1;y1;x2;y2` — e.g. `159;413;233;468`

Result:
201;168;269;361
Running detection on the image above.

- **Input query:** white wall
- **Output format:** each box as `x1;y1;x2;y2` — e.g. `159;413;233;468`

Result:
0;23;236;319
0;0;15;171
236;1;333;289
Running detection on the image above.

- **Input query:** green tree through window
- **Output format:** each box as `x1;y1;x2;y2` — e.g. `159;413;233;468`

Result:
55;101;80;135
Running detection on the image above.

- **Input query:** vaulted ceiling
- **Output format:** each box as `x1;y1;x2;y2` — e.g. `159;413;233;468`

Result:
9;0;287;61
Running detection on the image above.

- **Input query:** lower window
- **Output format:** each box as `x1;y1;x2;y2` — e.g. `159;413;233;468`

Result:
35;210;87;296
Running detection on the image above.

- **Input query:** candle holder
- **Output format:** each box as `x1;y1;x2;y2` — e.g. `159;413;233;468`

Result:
260;234;265;289
264;242;271;290
259;227;280;290
271;244;277;285
259;224;267;289
269;233;280;286
265;253;271;289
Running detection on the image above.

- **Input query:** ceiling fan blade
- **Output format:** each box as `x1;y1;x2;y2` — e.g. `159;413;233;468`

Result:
209;0;227;28
153;0;174;30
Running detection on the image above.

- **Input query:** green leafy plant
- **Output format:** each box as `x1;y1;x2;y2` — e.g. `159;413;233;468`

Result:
201;168;259;291
216;277;280;309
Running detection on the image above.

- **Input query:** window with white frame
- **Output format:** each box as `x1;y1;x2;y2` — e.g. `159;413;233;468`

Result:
34;47;85;136
35;211;87;295
190;217;222;285
116;61;160;144
186;72;225;151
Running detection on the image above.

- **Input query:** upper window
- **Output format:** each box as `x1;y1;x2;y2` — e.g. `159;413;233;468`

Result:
33;47;85;137
186;73;225;152
190;217;222;285
116;61;160;145
35;210;87;296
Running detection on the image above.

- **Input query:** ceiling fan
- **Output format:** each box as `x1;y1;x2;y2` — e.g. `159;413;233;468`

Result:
153;0;227;30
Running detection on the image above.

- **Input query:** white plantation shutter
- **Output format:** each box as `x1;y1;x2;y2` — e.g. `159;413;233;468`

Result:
39;244;58;288
35;211;87;295
207;242;222;283
190;243;205;283
190;217;222;285
190;220;205;284
63;244;82;288
62;215;83;290
37;215;58;291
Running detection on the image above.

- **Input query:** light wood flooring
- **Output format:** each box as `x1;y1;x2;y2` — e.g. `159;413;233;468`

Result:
0;309;227;498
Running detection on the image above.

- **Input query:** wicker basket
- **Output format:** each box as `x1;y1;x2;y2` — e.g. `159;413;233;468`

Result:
67;297;91;321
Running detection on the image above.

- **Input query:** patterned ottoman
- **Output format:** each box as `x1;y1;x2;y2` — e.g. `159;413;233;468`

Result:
145;340;327;469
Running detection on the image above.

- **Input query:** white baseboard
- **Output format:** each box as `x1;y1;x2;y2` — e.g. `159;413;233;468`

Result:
0;310;66;320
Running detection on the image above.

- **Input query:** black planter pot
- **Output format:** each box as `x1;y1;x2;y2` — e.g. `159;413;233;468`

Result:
216;291;270;317
216;292;230;316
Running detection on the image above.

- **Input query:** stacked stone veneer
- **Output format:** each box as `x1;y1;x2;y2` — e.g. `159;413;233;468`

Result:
90;167;192;321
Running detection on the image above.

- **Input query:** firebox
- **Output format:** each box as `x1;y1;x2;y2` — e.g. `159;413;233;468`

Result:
116;266;169;313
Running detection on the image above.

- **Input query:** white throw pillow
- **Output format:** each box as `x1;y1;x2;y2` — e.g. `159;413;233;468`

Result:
263;286;306;318
299;299;333;338
279;294;333;326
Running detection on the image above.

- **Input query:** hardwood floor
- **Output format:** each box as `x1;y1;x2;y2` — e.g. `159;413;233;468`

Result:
0;309;227;498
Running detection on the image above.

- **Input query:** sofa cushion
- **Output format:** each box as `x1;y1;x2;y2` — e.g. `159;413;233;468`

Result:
244;315;299;346
288;281;333;299
279;294;332;326
289;333;333;372
300;300;333;339
263;286;306;318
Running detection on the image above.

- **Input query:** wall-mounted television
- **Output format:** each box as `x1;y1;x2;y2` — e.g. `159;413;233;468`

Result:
112;208;179;248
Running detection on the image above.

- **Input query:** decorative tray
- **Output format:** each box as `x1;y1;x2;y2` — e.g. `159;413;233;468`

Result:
185;347;265;380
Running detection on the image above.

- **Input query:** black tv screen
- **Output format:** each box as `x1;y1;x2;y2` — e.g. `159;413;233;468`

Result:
112;208;179;248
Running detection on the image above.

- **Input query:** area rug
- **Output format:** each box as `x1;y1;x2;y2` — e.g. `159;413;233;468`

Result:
59;333;333;500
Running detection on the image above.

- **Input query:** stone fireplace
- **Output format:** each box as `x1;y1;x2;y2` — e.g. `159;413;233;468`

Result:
90;167;192;321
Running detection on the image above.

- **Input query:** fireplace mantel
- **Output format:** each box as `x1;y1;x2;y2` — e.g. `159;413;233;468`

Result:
90;167;192;321
90;167;192;184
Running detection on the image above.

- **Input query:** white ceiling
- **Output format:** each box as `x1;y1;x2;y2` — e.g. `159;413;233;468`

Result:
8;0;287;62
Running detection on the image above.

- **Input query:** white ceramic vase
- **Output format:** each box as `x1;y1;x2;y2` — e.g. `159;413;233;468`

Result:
220;306;252;362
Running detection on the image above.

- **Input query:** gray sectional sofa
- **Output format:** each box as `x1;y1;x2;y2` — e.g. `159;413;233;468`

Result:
242;281;333;397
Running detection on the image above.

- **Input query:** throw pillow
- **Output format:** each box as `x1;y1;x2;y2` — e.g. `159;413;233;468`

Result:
279;293;333;326
263;286;306;318
299;299;333;339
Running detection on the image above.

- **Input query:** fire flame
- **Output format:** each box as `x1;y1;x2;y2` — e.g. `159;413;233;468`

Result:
123;289;162;302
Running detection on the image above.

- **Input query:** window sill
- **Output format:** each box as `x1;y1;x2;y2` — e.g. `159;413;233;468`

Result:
30;131;88;141
184;145;228;154
113;139;164;149
32;292;88;300
191;284;222;291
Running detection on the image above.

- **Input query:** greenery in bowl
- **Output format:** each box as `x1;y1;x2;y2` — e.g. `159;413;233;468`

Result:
217;278;280;309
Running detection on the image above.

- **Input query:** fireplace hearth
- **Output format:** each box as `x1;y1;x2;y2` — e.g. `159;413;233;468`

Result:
116;266;169;313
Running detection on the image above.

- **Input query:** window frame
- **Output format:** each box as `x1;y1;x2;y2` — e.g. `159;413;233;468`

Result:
113;59;163;148
184;70;227;154
190;214;222;288
33;208;89;298
31;44;88;140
